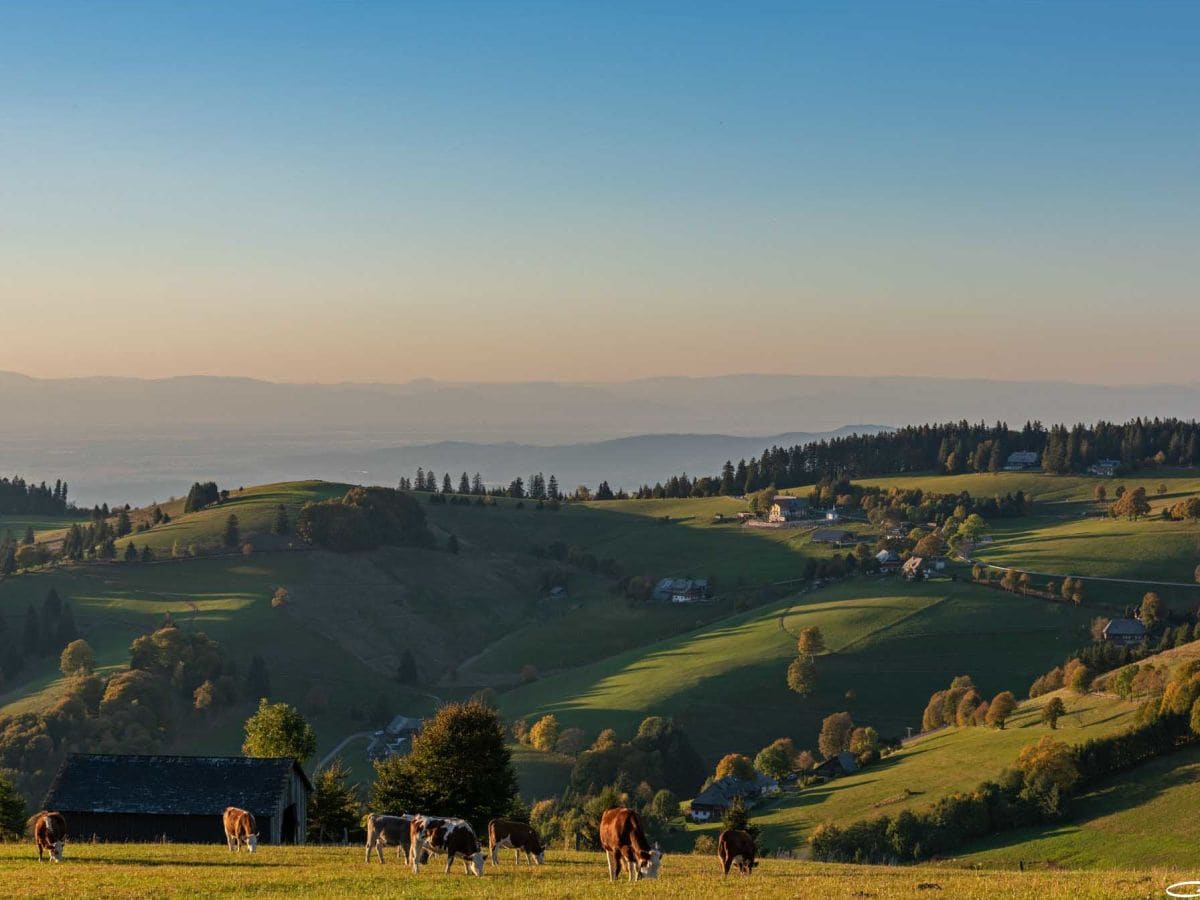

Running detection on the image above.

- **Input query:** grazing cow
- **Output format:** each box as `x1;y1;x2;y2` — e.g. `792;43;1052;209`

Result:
409;815;486;877
599;807;662;882
222;807;258;853
488;818;545;866
33;812;66;863
364;813;417;864
717;829;758;876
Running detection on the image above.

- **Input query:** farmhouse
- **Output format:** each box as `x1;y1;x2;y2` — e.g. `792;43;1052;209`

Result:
768;496;809;523
812;751;860;780
688;772;779;821
875;550;901;573
369;714;423;760
902;556;927;580
1089;458;1122;477
652;577;710;603
811;528;856;545
42;754;310;844
1004;450;1040;470
1103;618;1147;646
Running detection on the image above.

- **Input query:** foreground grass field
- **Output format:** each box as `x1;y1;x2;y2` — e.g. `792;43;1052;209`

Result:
0;844;1180;899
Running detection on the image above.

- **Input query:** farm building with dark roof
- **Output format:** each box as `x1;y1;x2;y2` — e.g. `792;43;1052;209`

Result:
42;754;311;845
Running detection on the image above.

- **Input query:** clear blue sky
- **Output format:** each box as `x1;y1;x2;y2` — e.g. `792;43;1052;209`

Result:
2;2;1197;383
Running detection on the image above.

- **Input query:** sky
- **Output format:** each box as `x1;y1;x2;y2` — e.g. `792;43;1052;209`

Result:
1;1;1197;385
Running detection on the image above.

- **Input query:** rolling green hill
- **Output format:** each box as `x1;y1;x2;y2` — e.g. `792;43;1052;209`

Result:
851;469;1200;613
5;475;1196;863
499;578;1092;766
675;639;1200;860
947;741;1200;871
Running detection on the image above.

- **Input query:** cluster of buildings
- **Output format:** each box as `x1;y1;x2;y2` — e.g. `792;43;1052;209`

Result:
368;715;423;761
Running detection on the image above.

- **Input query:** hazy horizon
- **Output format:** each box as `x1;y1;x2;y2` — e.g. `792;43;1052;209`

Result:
3;368;1200;391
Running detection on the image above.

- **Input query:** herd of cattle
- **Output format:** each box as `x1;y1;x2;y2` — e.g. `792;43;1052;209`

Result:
32;807;759;881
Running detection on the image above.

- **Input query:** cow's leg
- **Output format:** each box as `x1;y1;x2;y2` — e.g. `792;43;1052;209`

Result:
628;854;638;883
445;852;454;875
721;853;731;877
37;843;43;862
605;849;617;881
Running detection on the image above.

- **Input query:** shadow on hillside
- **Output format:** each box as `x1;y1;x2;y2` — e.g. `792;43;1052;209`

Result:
958;746;1200;860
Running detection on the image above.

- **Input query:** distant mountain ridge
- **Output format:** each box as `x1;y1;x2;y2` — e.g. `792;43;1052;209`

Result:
2;371;1198;441
277;425;893;495
2;370;1199;504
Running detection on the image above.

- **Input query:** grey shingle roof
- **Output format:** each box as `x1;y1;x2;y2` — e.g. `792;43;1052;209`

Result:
691;772;777;808
43;754;311;817
1103;618;1147;637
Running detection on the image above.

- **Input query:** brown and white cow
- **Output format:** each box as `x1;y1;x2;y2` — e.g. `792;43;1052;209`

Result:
599;807;662;882
409;815;486;877
364;813;418;863
33;812;66;863
487;818;545;866
222;806;258;853
717;828;757;876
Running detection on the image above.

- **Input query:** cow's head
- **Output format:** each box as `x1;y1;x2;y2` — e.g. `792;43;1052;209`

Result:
533;848;545;865
246;832;258;853
50;840;65;863
468;850;486;877
638;845;663;879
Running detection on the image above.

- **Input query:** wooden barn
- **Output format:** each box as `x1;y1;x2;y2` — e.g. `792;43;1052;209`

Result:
42;754;311;845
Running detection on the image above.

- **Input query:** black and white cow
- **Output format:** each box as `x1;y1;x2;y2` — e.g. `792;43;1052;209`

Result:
409;815;486;877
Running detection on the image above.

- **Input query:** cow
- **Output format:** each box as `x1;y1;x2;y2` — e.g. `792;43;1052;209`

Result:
487;818;545;866
364;813;418;864
409;815;486;877
33;812;66;863
599;807;662;882
222;807;258;853
717;829;758;876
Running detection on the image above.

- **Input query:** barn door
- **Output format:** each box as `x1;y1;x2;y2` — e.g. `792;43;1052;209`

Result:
281;804;298;844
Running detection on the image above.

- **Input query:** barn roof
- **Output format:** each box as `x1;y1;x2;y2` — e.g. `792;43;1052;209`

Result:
690;772;777;809
43;754;311;817
1103;618;1147;637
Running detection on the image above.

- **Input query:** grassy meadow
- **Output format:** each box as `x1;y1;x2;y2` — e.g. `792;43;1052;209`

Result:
500;578;1092;765
949;741;1200;871
684;639;1200;855
0;844;1180;899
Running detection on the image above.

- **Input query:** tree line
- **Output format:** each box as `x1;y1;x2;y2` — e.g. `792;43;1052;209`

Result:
0;476;70;515
626;417;1200;501
399;469;569;501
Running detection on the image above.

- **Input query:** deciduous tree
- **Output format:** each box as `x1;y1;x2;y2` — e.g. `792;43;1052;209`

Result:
242;698;316;763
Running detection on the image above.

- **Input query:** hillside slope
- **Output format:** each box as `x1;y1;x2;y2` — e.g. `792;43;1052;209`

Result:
500;578;1091;765
692;639;1200;858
